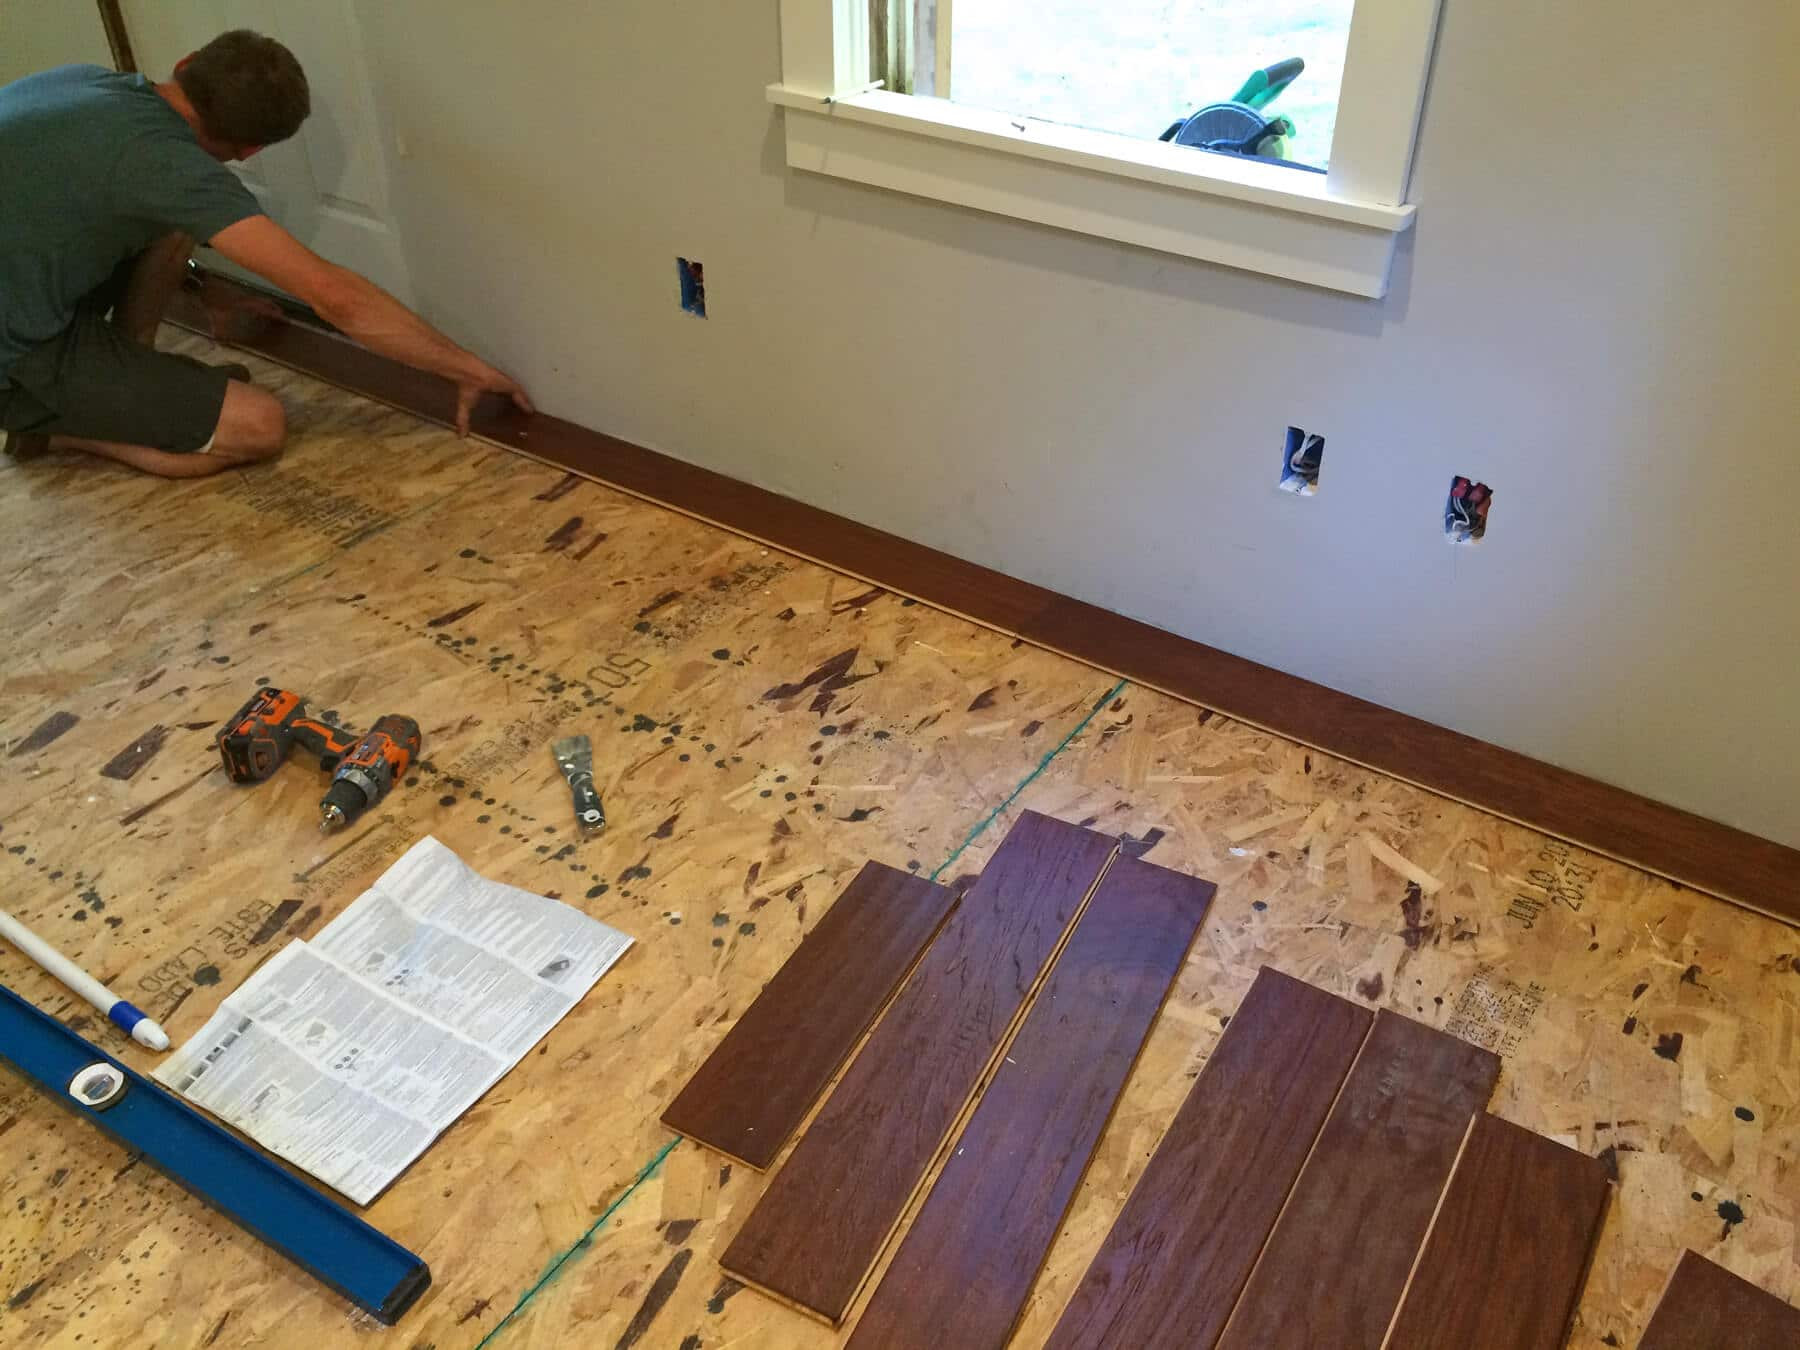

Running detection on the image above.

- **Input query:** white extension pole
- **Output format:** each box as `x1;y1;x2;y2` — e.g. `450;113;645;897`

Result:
0;907;169;1050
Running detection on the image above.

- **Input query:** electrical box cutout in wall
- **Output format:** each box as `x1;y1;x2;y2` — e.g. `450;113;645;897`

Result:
678;258;706;318
1278;427;1324;494
1445;476;1492;543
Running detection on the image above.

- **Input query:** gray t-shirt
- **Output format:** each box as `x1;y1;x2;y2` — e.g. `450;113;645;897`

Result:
0;65;261;378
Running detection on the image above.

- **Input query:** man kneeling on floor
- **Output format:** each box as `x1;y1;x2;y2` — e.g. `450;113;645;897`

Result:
0;30;532;478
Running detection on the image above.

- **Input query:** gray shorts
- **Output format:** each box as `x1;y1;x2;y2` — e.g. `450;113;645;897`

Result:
0;267;229;453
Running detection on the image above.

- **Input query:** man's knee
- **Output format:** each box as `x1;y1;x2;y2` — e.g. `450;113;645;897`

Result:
248;389;287;452
237;389;286;459
211;383;286;461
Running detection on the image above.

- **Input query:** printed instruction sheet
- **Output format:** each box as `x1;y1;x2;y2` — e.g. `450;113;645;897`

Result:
156;836;632;1204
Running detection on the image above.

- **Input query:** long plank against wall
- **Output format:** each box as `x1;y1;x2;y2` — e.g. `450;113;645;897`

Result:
846;856;1216;1350
1215;1010;1500;1350
661;861;957;1169
1382;1113;1611;1350
1637;1250;1800;1350
1046;968;1373;1349
722;811;1116;1322
163;285;1800;926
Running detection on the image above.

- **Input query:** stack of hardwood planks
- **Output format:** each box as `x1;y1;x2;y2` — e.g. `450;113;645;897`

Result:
1038;968;1614;1350
668;810;1216;1340
661;810;1794;1348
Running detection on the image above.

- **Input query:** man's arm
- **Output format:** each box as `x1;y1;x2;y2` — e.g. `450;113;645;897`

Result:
210;214;534;434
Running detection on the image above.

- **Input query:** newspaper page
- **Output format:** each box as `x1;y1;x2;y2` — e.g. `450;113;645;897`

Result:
155;837;632;1204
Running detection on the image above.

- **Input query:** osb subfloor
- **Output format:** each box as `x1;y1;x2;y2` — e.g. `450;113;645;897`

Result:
0;331;1794;1350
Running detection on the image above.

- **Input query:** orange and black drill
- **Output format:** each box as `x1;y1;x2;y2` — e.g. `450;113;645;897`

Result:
216;687;421;833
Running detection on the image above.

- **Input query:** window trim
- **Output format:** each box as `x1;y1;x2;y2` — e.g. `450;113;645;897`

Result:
773;0;1441;297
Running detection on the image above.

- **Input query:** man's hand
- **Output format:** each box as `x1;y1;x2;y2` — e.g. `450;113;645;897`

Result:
453;357;535;436
212;215;539;431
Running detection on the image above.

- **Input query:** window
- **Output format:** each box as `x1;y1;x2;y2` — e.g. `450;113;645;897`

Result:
770;0;1443;297
928;1;1355;172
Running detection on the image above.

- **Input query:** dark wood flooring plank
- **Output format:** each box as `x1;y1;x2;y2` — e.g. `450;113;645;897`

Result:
661;861;958;1169
165;285;1800;922
1215;1010;1500;1350
720;811;1117;1322
1046;967;1373;1350
846;855;1215;1350
1637;1249;1800;1350
1382;1113;1611;1350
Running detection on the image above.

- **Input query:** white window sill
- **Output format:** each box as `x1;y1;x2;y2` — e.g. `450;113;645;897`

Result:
767;84;1416;298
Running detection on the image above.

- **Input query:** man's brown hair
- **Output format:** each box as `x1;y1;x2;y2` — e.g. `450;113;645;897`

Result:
176;30;310;147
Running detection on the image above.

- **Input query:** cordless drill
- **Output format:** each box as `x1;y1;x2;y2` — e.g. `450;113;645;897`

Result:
216;687;421;832
318;714;420;834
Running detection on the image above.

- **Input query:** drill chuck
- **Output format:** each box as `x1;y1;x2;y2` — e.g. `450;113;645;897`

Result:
318;772;378;834
317;716;420;832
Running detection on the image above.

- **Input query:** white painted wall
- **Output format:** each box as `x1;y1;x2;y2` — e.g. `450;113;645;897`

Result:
0;0;113;85
345;0;1797;847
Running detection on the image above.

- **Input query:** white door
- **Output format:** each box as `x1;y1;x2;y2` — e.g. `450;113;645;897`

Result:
120;0;415;303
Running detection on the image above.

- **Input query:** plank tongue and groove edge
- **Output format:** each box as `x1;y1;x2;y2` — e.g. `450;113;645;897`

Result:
1637;1249;1800;1350
845;855;1216;1350
660;861;958;1169
1380;1112;1611;1350
720;811;1118;1323
1214;1009;1501;1350
1045;967;1374;1350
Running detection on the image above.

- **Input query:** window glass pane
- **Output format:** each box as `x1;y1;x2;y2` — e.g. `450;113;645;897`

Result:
951;0;1356;169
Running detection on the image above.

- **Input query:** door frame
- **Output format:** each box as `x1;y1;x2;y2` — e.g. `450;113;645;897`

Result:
97;1;137;72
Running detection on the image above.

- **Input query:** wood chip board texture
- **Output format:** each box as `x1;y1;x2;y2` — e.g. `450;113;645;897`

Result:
1046;967;1375;1349
661;860;957;1169
846;854;1216;1350
1215;1009;1501;1350
19;331;1799;1348
1382;1112;1612;1350
1637;1249;1800;1350
721;810;1117;1322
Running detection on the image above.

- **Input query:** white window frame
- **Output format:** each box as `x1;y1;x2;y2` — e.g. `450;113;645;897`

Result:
769;0;1441;297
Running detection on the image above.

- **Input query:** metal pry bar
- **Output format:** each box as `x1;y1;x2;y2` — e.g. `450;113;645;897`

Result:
551;734;606;834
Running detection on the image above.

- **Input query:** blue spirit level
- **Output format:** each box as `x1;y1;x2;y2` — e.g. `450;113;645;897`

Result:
0;982;431;1323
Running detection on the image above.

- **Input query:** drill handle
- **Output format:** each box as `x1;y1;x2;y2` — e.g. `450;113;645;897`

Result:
373;715;422;758
340;715;421;779
372;715;421;764
288;718;358;771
